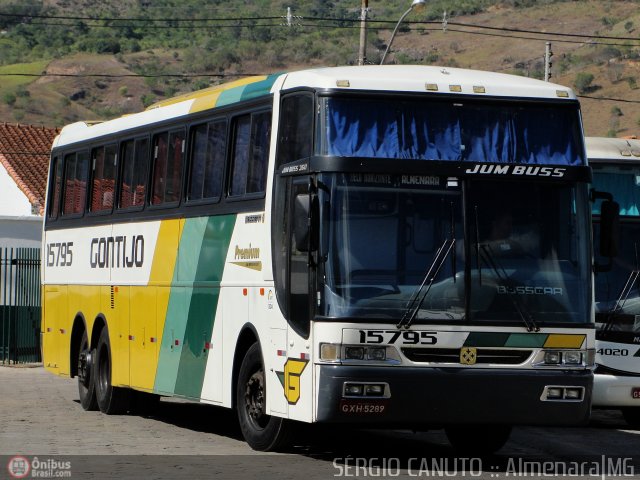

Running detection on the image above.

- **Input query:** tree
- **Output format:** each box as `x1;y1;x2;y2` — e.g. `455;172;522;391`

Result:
574;72;595;94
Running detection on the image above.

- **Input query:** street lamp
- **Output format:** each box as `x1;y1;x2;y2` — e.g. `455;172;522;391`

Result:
380;0;426;65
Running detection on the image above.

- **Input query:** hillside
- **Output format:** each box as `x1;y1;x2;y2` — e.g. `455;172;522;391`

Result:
1;0;640;136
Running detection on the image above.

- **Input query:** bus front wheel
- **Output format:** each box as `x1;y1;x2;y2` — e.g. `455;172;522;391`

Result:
445;425;512;455
77;331;98;411
95;327;130;414
236;343;293;451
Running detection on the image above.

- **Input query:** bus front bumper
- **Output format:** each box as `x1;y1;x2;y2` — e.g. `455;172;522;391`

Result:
316;365;592;427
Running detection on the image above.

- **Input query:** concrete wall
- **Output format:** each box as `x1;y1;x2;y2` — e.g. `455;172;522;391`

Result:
0;216;42;249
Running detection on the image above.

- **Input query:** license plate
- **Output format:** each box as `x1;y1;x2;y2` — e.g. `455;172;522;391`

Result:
340;399;389;415
632;388;640;399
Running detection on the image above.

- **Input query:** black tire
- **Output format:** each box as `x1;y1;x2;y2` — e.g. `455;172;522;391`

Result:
95;327;130;414
236;343;293;451
622;408;640;429
445;425;512;455
77;331;98;411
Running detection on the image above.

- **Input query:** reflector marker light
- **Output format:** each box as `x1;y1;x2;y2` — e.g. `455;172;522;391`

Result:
556;90;569;98
449;85;462;92
277;349;287;357
174;339;181;346
300;352;310;360
128;335;135;341
150;337;157;343
425;83;439;91
336;80;350;87
472;86;486;93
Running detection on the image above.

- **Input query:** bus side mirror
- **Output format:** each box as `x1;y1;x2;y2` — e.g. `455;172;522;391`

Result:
293;194;310;252
293;193;319;254
599;200;620;259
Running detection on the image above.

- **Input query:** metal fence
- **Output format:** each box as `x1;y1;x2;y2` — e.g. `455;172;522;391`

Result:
0;247;41;364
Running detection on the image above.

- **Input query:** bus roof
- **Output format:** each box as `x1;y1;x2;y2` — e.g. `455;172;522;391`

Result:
586;136;640;163
280;65;575;100
52;65;577;150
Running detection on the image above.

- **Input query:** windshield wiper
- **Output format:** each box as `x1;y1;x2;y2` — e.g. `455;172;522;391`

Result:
397;238;456;329
479;244;540;332
601;269;640;336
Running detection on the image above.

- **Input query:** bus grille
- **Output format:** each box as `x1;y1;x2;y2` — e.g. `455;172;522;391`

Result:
401;348;533;365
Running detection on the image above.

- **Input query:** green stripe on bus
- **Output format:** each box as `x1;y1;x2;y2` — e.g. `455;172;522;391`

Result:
217;86;247;107
154;217;208;394
239;74;279;102
504;333;547;348
174;215;236;399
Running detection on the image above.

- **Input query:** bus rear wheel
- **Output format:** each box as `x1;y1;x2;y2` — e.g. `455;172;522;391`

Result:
95;327;130;414
445;425;512;455
77;331;98;411
622;408;640;429
237;343;293;451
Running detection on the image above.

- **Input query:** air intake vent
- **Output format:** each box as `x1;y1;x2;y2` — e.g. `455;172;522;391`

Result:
402;348;532;365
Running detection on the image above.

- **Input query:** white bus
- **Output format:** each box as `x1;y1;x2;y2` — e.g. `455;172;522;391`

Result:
587;136;640;427
42;66;599;454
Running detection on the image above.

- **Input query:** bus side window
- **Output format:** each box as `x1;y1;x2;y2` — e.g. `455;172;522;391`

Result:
188;120;226;202
229;110;271;197
119;138;149;209
90;144;117;213
277;94;313;168
151;129;185;205
61;151;89;217
48;156;62;220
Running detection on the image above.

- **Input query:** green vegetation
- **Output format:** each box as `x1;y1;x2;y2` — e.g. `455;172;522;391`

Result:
574;72;595;94
0;60;48;94
0;0;638;136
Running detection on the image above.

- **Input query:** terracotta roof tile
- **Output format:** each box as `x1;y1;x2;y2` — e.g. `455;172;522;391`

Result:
0;123;59;215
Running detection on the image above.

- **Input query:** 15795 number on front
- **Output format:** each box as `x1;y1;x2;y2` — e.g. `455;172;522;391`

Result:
358;330;437;345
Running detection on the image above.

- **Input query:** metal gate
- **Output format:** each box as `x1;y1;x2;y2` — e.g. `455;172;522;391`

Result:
0;247;41;364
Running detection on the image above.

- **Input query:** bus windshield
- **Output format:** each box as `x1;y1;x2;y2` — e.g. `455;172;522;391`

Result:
318;174;591;325
593;167;640;335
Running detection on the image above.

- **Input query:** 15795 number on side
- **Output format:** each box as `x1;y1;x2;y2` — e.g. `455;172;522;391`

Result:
358;330;437;345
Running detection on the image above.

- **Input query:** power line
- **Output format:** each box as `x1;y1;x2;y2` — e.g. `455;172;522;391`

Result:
0;72;267;78
3;10;640;43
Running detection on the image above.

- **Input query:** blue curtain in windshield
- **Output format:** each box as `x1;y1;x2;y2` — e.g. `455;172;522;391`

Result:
326;100;461;160
592;172;640;216
324;98;584;166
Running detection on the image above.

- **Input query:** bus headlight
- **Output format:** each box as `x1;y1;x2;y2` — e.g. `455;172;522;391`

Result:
563;351;582;365
534;349;591;368
319;343;400;365
345;346;365;360
543;351;562;364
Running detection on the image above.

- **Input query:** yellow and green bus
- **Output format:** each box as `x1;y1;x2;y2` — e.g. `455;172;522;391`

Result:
43;66;598;453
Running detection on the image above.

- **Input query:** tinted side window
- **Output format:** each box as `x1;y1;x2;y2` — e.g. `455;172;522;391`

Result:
120;138;149;209
230;115;251;197
62;151;89;216
188;120;226;202
248;111;271;194
278;95;313;167
90;144;117;212
230;111;271;197
48;156;62;219
151;130;185;205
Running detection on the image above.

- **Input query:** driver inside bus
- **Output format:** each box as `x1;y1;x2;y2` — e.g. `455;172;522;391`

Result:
484;210;538;257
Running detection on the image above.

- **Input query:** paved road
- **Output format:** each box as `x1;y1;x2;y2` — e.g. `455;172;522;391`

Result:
1;366;639;479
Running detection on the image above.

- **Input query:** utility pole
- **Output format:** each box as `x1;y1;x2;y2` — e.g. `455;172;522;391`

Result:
544;41;553;82
358;0;368;65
